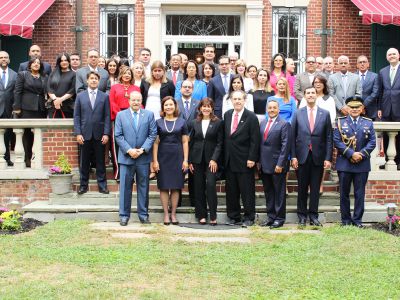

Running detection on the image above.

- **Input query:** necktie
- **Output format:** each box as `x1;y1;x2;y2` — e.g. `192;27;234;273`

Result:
390;68;396;86
361;74;365;86
90;91;96;109
309;108;315;133
223;75;229;94
342;74;348;98
353;118;357;126
172;71;177;85
133;112;138;131
263;119;273;141
231;113;239;135
1;71;5;87
184;100;190;118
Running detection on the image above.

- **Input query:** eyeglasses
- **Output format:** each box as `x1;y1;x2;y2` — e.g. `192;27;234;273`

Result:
230;59;237;62
182;86;193;89
306;61;315;64
358;61;368;64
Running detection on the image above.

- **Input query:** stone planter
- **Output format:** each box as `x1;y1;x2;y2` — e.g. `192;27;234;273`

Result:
48;174;73;195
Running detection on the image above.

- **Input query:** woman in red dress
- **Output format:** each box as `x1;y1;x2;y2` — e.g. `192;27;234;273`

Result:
109;66;140;180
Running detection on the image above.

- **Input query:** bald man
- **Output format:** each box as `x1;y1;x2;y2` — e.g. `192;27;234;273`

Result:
18;45;52;76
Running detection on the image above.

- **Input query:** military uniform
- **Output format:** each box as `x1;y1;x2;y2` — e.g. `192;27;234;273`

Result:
333;97;376;226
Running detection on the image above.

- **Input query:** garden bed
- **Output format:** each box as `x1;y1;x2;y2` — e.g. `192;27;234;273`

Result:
0;218;46;235
371;223;400;237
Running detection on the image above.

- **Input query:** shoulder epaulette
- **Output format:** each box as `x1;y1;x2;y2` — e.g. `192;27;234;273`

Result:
361;116;372;121
338;116;347;119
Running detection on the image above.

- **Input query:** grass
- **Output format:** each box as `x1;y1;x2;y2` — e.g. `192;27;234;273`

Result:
0;220;399;300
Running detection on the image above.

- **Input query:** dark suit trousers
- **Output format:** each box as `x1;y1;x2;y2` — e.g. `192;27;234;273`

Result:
225;167;256;221
79;138;107;190
193;159;218;220
338;171;368;225
296;151;324;220
1;112;11;161
261;172;287;222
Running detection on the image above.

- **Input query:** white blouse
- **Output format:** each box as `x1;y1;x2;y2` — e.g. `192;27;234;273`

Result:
201;119;210;138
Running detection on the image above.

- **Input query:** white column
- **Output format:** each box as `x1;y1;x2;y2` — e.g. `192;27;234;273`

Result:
32;128;43;170
0;129;6;169
144;2;162;61
386;131;397;171
370;129;379;171
13;129;25;169
245;3;264;67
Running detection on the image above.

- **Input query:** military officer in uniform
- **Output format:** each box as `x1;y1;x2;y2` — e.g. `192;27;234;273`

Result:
333;96;376;227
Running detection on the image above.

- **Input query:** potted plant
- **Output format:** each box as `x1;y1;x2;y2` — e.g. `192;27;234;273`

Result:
48;153;73;195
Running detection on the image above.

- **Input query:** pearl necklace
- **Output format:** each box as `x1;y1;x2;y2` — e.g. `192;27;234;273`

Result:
164;118;176;133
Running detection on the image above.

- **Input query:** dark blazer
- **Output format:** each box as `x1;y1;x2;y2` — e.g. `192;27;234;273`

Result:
176;97;200;134
75;66;110;94
166;69;183;84
73;90;111;140
18;61;52;76
224;108;260;172
259;116;291;174
140;79;175;107
189;118;223;164
356;70;379;119
0;68;17;117
13;71;48;112
291;106;332;166
378;64;400;120
207;73;232;118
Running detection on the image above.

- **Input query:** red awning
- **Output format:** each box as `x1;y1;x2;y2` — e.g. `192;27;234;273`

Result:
0;0;55;39
351;0;400;26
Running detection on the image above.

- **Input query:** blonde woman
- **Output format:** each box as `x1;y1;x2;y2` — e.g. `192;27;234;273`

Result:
235;59;253;93
131;61;146;89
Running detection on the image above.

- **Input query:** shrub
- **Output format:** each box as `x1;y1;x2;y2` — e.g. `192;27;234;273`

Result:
0;210;22;231
49;153;72;175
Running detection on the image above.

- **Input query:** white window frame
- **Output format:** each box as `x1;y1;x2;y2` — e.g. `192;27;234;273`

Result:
99;5;135;62
272;7;307;73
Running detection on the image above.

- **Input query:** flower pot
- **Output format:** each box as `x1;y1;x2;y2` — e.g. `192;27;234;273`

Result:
48;174;73;195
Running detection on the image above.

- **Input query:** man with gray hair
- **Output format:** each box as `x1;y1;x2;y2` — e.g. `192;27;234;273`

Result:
229;52;239;73
294;56;324;102
316;56;324;72
323;56;335;78
328;55;362;116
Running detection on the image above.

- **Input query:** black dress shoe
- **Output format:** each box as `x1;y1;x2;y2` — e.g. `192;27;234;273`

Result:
6;160;14;167
140;218;151;224
77;187;88;195
226;218;242;226
310;218;323;227
260;219;274;227
242;220;254;227
120;217;129;226
298;219;307;226
99;188;110;194
353;223;364;228
270;221;284;229
210;221;217;226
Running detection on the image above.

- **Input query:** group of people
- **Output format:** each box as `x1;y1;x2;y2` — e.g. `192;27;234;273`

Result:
0;43;399;228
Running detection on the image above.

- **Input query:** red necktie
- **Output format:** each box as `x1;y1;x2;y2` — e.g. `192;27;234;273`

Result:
263;119;273;141
172;71;177;85
231;113;239;135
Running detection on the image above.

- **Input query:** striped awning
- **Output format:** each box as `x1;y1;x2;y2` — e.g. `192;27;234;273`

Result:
0;0;55;39
351;0;400;26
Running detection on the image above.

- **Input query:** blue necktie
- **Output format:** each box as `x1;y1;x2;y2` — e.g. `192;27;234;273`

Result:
184;100;190;118
133;112;138;131
361;74;365;86
1;71;5;87
90;91;96;109
223;75;229;93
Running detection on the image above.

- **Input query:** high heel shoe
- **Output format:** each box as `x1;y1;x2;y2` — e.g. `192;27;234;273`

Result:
149;172;157;180
210;220;217;226
199;218;207;225
163;221;170;226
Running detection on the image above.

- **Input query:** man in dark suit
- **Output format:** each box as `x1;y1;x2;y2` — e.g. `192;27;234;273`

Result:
0;51;17;166
334;97;376;227
74;71;111;194
166;54;183;86
356;55;379;120
115;91;157;225
378;48;400;168
259;99;291;228
18;45;51;76
75;49;109;93
207;55;232;119
224;90;260;227
291;86;333;226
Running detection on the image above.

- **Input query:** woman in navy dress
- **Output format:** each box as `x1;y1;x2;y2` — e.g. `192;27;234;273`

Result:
153;96;189;225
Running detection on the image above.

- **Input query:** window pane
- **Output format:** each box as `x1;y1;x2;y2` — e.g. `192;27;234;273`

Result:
278;15;288;38
278;39;287;55
118;37;128;58
118;13;128;35
289;39;298;60
107;37;117;56
107;14;117;35
289;15;299;38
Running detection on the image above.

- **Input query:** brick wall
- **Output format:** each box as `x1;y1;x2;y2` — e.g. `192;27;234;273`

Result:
134;0;145;60
366;181;400;204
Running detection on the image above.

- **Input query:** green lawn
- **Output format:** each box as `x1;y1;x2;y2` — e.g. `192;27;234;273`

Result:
1;220;399;300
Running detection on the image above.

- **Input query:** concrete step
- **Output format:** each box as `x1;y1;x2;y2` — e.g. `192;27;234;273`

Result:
23;200;386;224
48;191;343;206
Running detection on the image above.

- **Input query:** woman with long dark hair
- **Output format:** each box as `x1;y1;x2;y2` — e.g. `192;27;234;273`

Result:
221;74;254;118
201;62;215;86
174;60;207;101
250;68;275;122
189;98;223;225
105;58;120;87
47;53;76;118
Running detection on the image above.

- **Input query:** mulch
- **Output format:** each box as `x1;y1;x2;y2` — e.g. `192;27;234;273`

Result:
0;218;46;235
371;223;400;237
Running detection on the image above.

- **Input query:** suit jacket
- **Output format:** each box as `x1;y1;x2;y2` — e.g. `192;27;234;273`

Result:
224;108;260;172
328;72;362;111
378;64;400;120
334;116;376;172
18;61;52;76
356;70;379;119
114;108;157;165
73;90;111;140
75;66;110;94
0;68;17;117
189;118;223;164
259;116;291;174
166;69;183;84
294;71;326;102
13;71;48;112
207;73;232;118
291;106;333;166
140;79;175;107
176;97;200;134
